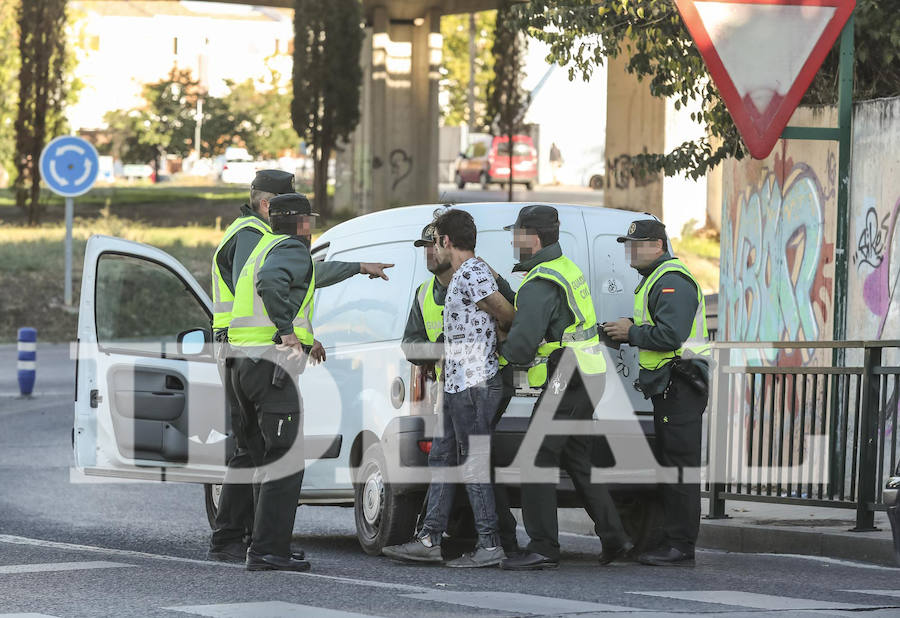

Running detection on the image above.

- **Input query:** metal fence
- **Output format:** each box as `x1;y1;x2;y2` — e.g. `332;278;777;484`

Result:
705;340;900;531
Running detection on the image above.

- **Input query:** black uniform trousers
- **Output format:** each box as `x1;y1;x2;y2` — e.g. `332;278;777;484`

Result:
520;369;628;561
230;356;304;558
650;372;706;554
211;356;261;548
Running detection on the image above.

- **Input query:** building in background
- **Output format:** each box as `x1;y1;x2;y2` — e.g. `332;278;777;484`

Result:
67;1;293;132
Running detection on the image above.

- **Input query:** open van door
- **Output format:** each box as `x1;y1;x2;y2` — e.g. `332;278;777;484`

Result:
74;236;228;483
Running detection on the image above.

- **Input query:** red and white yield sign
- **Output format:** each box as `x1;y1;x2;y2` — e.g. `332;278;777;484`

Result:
674;0;855;159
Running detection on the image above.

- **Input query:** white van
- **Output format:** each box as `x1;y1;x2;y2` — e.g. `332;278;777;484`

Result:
73;202;663;555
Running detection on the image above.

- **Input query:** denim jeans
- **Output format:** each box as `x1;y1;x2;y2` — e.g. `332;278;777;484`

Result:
421;373;503;548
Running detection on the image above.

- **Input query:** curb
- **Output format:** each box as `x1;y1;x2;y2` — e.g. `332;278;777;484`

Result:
698;518;898;567
546;508;898;567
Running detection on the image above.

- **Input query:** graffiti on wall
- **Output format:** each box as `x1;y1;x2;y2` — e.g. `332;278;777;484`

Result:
721;161;834;365
606;151;660;190
390;148;413;191
856;197;900;339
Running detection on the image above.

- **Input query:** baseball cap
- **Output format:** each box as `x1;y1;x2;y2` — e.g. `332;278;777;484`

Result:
503;204;560;231
251;169;295;194
616;219;668;243
268;193;318;217
413;223;436;247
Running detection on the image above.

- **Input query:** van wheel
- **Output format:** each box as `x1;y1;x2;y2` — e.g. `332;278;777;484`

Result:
590;174;604;190
480;171;490;190
617;493;665;552
204;483;222;530
354;443;421;555
455;172;466;189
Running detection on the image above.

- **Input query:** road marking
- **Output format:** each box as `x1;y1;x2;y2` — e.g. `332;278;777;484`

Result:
0;561;134;575
847;590;900;598
0;614;62;617
757;553;900;571
401;590;635;614
167;602;376;618
630;590;877;611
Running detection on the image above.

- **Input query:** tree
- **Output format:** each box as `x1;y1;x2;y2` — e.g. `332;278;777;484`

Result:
141;68;206;160
486;1;529;202
512;0;900;181
291;0;364;220
0;0;19;186
440;11;496;128
14;0;70;225
101;108;166;165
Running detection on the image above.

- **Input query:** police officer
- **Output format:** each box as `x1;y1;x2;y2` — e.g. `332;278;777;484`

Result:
602;219;709;567
208;175;392;564
223;193;393;571
401;221;519;555
499;205;632;570
208;169;292;562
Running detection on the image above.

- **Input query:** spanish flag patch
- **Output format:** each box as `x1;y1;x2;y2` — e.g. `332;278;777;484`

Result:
661;288;675;294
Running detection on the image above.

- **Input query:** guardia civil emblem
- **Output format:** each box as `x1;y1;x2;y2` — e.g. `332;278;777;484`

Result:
629;222;637;235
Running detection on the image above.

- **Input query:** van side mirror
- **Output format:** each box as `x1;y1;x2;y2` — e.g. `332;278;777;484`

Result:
177;328;211;356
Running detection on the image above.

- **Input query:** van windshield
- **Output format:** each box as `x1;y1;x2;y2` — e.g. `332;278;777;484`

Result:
496;142;533;157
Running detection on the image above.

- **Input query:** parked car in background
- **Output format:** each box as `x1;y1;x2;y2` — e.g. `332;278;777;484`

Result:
219;147;258;185
455;134;537;191
581;162;606;191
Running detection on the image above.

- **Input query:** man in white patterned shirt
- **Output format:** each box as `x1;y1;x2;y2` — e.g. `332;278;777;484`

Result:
383;209;514;568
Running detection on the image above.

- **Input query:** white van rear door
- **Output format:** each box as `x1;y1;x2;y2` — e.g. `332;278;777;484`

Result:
582;212;653;415
74;235;228;482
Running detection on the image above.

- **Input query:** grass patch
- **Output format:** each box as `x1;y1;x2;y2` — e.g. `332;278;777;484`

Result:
672;227;720;294
0;220;218;343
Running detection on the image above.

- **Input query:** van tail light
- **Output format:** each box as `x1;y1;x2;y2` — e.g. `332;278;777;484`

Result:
223;164;229;170
417;440;433;454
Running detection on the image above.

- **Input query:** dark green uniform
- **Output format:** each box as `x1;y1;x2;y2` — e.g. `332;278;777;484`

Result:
214;232;359;554
401;274;520;553
629;251;708;555
501;242;629;561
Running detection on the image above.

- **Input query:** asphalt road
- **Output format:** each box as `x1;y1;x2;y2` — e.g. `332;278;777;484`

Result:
2;345;900;617
436;184;605;207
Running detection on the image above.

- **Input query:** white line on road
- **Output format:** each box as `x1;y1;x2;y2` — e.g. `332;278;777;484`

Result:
629;590;879;611
845;590;900;598
166;601;376;618
401;590;635;615
0;561;135;575
755;552;900;571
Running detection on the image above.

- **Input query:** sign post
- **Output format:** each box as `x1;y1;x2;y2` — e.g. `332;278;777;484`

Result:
39;136;100;306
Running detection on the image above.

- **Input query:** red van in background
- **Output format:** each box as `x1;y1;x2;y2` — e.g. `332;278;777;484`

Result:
455;133;537;191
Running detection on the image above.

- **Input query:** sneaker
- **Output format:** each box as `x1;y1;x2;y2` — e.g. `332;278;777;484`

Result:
445;546;505;568
382;537;443;563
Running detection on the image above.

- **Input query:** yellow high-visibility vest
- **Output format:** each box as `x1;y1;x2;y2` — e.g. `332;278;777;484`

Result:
633;257;709;370
210;215;270;330
228;232;315;347
415;276;444;380
515;255;606;388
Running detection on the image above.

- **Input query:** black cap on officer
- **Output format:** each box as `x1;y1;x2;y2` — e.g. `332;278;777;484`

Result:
503;204;560;231
616;219;668;243
251;169;294;194
413;223;436;247
268;193;318;218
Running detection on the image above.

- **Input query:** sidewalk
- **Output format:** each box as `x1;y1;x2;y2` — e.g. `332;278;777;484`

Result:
550;499;898;567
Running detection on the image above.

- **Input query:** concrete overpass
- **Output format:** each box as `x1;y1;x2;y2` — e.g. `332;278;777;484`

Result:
138;1;670;219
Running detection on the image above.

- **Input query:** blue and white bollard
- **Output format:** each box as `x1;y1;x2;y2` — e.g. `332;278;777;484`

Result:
17;327;37;397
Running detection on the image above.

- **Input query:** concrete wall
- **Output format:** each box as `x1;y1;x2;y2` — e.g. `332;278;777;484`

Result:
604;51;664;217
846;98;900;344
719;106;838;366
718;98;900;359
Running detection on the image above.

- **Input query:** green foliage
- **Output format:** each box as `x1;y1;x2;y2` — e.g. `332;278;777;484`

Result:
486;1;530;200
292;0;364;220
14;0;71;225
0;0;19;185
804;0;900;104
440;11;496;127
513;0;897;180
140;67;205;159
